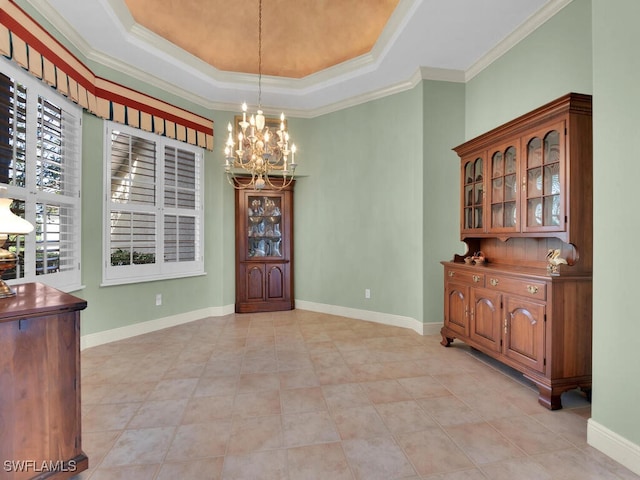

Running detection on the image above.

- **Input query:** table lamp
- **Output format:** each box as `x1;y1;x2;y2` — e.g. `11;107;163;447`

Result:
0;186;34;298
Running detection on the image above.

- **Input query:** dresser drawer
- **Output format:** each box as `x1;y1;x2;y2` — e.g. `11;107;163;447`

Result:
445;267;485;286
485;274;547;300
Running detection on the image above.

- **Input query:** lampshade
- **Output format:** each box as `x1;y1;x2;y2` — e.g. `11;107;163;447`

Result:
0;187;34;299
0;194;33;234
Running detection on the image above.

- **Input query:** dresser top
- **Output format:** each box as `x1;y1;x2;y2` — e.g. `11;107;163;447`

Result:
0;282;87;323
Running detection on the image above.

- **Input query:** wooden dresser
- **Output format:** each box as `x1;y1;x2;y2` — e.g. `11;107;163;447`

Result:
441;93;592;410
0;283;88;479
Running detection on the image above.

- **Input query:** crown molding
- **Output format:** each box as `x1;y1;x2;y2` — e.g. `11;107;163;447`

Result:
465;0;574;81
21;0;558;118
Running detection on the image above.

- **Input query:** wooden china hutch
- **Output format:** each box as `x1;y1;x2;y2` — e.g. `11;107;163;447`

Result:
234;178;295;313
441;93;593;410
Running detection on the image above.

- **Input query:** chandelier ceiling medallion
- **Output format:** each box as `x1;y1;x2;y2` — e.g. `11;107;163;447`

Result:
224;0;297;190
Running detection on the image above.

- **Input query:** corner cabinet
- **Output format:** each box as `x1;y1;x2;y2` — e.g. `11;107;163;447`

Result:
442;93;593;410
0;283;88;479
235;179;295;313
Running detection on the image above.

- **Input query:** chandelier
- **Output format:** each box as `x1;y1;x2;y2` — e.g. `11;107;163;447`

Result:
224;0;297;190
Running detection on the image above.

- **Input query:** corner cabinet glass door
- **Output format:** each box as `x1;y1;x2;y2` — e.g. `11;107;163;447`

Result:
246;194;283;259
462;156;485;233
522;122;565;233
489;143;520;233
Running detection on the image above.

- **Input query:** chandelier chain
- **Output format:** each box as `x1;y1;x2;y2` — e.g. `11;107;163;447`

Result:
257;0;262;108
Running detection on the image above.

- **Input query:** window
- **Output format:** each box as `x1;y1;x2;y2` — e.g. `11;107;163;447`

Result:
0;59;82;292
103;121;204;285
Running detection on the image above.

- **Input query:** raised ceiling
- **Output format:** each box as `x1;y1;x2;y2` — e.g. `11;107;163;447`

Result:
122;0;401;79
26;0;567;116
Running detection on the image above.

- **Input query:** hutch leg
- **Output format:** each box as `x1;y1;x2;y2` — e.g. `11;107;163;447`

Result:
536;384;563;410
440;329;454;347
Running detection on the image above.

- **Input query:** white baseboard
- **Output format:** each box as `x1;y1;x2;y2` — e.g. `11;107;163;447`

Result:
588;418;640;476
80;304;235;350
294;300;441;336
80;301;441;350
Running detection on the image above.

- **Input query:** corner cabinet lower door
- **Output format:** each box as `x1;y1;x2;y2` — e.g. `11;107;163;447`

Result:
237;262;292;313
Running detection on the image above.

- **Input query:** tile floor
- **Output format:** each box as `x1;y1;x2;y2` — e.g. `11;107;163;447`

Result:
73;310;639;480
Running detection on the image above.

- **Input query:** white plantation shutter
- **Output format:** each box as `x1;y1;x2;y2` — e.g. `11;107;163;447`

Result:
1;59;81;292
103;121;204;285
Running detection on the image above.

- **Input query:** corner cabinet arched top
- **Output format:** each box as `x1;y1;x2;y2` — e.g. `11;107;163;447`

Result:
442;93;592;410
235;178;295;313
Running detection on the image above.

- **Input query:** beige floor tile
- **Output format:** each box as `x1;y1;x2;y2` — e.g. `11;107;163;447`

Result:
221;450;288;480
193;375;237;398
279;368;320;389
147;378;199;401
236;372;280;394
88;464;160;480
165;421;231;461
181;394;234;424
282;410;340;447
232;389;281;417
82;402;141;433
322;383;372;411
100;427;175;467
342;436;416;480
397;375;451;399
490;415;573;455
127;398;189;429
396;426;474;476
287;442;353;480
423;468;489;479
281;386;328;414
444;422;525;465
156;457;224;480
227;415;283;455
479;457;553;480
332;405;390;440
416;395;484;426
360;379;414;404
374;400;438;434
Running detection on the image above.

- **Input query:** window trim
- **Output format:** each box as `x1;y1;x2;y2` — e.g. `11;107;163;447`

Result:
2;57;82;293
102;121;205;286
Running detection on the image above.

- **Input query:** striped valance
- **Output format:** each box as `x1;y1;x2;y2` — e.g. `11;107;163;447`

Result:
0;0;214;150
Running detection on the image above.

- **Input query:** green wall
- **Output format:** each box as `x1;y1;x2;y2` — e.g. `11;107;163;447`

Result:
591;0;640;446
422;81;466;324
465;0;593;136
293;87;425;321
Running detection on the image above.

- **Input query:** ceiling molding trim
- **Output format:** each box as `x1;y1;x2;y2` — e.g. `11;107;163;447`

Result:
420;67;466;83
465;0;574;81
305;68;425;119
22;0;94;57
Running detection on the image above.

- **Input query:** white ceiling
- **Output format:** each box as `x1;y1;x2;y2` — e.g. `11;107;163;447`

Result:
31;0;568;117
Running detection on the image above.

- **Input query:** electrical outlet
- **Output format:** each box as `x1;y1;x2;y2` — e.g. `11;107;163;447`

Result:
155;293;162;306
365;288;371;299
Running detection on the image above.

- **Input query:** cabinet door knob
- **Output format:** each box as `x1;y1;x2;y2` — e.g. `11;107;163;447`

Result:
448;271;455;277
490;278;499;286
527;285;539;295
472;275;480;283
